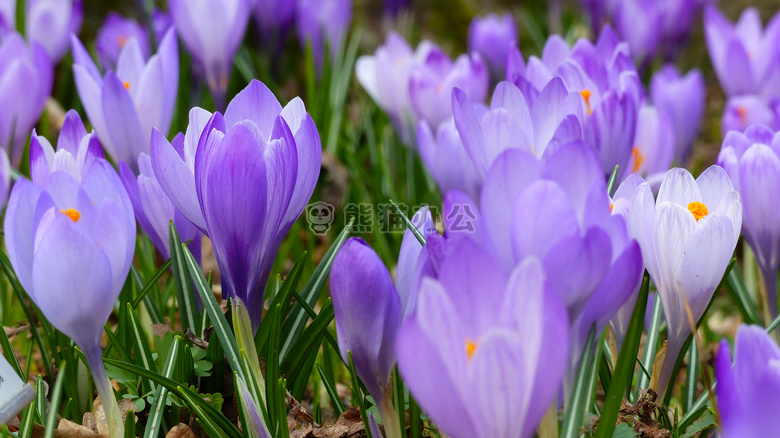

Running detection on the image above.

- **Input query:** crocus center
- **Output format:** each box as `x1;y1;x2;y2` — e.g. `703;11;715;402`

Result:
59;208;81;223
609;203;614;213
465;338;478;360
687;202;708;222
117;34;128;47
580;89;593;115
737;106;748;124
123;81;131;90
631;146;645;173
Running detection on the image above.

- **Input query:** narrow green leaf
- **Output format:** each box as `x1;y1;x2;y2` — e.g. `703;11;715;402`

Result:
724;266;761;325
595;273;649;438
683;339;699;412
178;389;230;438
36;375;45;423
281;299;334;381
18;401;36;438
586;330;607;411
389;199;426;245
0;323;23;378
144;336;181;438
265;304;282;432
606;165;619;196
170;221;201;332
256;255;306;353
409;394;422;438
316;364;344;416
130;258;173;308
634;291;662;400
561;326;597;438
126;304;157;395
348;351;373;438
129;265;164;324
276;378;289;438
43;361;67;438
124;407;136;438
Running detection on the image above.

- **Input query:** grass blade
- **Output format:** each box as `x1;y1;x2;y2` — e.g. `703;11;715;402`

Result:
561;326;597;438
43;361;67;438
170;222;201;333
316;364;344;416
144;336;181;438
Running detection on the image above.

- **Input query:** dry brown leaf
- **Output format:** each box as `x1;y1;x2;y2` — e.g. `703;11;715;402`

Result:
166;423;197;438
649;341;667;392
30;420;99;438
83;397;136;437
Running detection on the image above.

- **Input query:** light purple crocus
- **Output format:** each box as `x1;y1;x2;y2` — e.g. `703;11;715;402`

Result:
718;124;780;316
716;324;780;437
29;110;103;185
0;33;52;166
614;0;663;63
705;6;780;98
169;0;250;108
119;151;202;263
25;0;83;62
650;65;705;164
417;118;482;202
409;43;489;130
72;28;178;174
5;145;135;437
152;9;173;45
151;80;321;330
467;13;517;78
623;105;675;185
722;95;780;134
630;167;741;397
397;241;569;438
95;12;151;71
296;0;352;73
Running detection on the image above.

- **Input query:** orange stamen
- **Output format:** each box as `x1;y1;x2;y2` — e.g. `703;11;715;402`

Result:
123;81;131;90
631;147;645;173
465;338;477;360
687;202;708;222
580;89;593;115
59;208;81;223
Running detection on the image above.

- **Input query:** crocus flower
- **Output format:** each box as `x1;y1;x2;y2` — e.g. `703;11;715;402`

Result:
718;124;780;316
705;6;780;98
119;151;202;263
25;0;83;62
5;147;135;438
151;80;321;330
253;0;296;48
355;32;427;144
296;0;352;73
623;105;675;185
722;95;780;134
417;118;482;202
630;167;741;397
72;27;178;174
409;43;489;129
169;0;250;108
384;0;411;19
152;9;173;45
29;110;103;185
0;33;52;166
650;65;705;164
716;324;780;437
0;149;9;209
467;13;517;77
95;12;151;71
397;241;569;438
614;0;663;63
579;0;615;34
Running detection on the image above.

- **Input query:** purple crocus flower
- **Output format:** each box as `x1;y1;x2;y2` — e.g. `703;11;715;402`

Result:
29;110;103;185
614;0;663;63
0;33;52;166
705;6;780;98
25;0;83;62
119;151;202;262
417;118;482;202
579;0;615;34
718;124;780;315
623;105;675;185
650;65;705;164
629;167;741;397
296;0;352;73
152;9;173;45
253;0;296;48
151;80;321;330
722;95;780;134
95;12;151;71
409;43;489;130
384;0;411;19
467;13;517;78
72;28;178;174
0;149;9;209
397;241;569;438
355;32;428;144
716;324;780;437
169;0;250;108
5;146;135;437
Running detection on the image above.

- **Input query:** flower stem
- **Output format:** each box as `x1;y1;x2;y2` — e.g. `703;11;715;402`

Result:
83;343;125;438
381;388;402;438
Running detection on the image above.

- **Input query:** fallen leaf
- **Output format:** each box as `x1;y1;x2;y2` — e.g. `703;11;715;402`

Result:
166;423;197;438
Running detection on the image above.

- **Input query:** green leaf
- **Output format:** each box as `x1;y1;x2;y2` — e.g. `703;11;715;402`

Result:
255;254;306;353
130;258;172;309
634;290;662;400
316;364;344;416
606;165;619;196
348;351;373;438
232;297;268;424
144;336;181;438
281;299;334;384
680;408;715;438
170;221;201;333
595;273;649;438
561;325;597;438
43;361;67;438
683;339;699;412
389;199;426;245
0;323;23;378
265;304;282;433
126;304;158;395
724;265;761;325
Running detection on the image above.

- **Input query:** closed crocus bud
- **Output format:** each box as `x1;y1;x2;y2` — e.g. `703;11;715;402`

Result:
722;95;780;134
705;6;780;98
355;32;425;145
5;151;135;438
718;124;780;315
26;0;82;62
330;238;403;438
659;0;699;56
253;0;296;47
624;105;675;185
119;151;202;263
0;33;52;166
296;0;352;73
152;80;321;330
650;65;705;164
417;118;482;202
29;110;104;186
169;0;250;109
95;12;151;71
614;0;663;63
630;167;741;397
72;28;178;174
151;9;173;45
467;13;517;77
398;242;569;438
716;325;780;437
410;44;489;130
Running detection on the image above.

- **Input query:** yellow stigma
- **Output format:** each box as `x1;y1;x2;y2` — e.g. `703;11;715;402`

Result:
465;338;478;360
580;89;593;115
59;208;81;223
123;81;131;90
687;202;708;222
631;146;645;173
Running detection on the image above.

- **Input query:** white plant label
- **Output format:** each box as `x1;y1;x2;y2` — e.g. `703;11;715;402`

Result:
0;354;34;425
